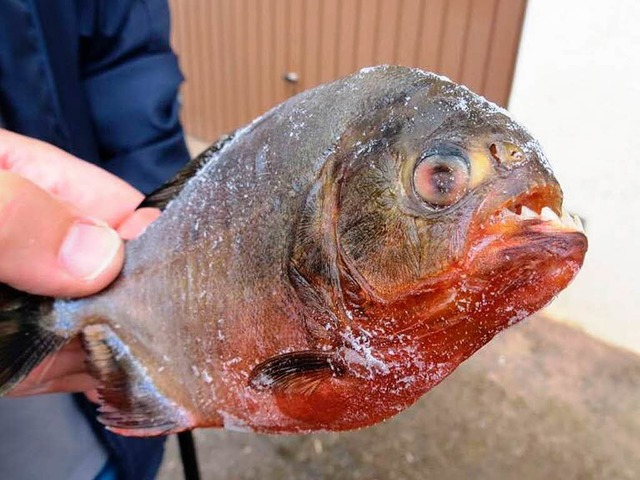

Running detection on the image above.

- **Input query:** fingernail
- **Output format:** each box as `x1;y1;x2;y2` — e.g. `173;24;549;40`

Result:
60;219;121;280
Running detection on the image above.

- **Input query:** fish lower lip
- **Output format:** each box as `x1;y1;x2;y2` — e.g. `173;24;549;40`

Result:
466;225;588;278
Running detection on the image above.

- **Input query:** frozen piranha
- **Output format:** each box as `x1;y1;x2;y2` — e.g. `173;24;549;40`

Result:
0;66;587;435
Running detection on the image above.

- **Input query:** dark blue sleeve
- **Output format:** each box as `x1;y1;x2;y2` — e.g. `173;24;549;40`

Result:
78;0;190;193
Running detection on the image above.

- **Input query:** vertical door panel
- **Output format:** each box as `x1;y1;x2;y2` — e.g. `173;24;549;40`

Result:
169;0;527;140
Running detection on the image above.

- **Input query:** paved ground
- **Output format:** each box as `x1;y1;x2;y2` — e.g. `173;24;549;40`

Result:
156;315;640;480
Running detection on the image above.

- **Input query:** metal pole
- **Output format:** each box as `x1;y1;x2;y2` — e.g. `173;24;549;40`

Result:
177;431;201;480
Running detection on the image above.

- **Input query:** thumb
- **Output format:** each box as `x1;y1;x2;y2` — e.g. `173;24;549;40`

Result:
0;171;124;297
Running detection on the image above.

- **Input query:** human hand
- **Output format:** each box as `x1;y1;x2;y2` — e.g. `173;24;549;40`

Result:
0;129;160;398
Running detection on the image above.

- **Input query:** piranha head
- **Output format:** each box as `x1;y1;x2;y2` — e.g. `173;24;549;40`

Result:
255;67;587;431
331;73;588;337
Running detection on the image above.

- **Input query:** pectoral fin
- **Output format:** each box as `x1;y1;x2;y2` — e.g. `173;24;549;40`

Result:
248;351;342;395
82;324;192;436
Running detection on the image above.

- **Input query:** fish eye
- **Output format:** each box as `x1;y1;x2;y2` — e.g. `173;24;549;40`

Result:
413;153;470;208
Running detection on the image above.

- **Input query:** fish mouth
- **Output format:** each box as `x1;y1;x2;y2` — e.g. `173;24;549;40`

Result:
469;181;588;266
457;183;588;328
375;183;588;345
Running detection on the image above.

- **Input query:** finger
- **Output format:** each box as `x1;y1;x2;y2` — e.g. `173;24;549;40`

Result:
0;129;144;226
29;340;88;382
10;373;99;396
0;171;124;296
117;207;161;240
8;344;89;396
85;389;101;404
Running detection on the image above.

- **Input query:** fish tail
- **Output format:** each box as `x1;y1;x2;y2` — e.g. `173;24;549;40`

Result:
0;285;66;395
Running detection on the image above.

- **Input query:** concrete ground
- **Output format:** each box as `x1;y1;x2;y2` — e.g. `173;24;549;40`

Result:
156;314;640;480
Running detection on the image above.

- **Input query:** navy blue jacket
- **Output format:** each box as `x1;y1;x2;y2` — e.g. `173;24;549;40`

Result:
0;0;189;193
0;1;191;479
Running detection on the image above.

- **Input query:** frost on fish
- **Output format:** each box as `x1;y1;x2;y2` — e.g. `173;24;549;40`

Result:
32;65;587;436
339;328;391;379
220;411;253;433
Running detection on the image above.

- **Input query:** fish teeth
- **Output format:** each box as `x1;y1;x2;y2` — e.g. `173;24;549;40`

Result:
558;208;585;232
520;206;538;220
502;208;518;218
540;206;560;223
572;213;585;233
560;209;572;225
560;208;575;228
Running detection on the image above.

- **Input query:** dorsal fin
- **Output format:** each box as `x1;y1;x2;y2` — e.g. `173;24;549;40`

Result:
140;132;236;211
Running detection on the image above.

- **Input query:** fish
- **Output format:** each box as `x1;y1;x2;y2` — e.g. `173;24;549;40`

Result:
0;66;587;436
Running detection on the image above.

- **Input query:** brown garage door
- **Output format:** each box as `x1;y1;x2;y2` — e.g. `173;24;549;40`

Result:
169;0;527;141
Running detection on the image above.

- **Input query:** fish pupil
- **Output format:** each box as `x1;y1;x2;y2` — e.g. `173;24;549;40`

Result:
431;165;455;194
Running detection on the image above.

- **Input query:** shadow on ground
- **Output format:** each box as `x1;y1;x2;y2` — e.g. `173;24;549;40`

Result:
157;315;640;480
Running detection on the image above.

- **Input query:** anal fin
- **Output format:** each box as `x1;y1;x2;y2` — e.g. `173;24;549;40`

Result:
82;324;191;437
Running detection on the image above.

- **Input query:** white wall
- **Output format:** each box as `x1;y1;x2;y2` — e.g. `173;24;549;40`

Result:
509;0;640;353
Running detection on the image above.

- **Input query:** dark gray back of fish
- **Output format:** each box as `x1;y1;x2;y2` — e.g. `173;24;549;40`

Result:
134;67;431;266
112;66;436;336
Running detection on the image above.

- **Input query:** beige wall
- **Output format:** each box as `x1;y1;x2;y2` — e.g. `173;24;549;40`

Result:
171;0;526;140
510;0;640;353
